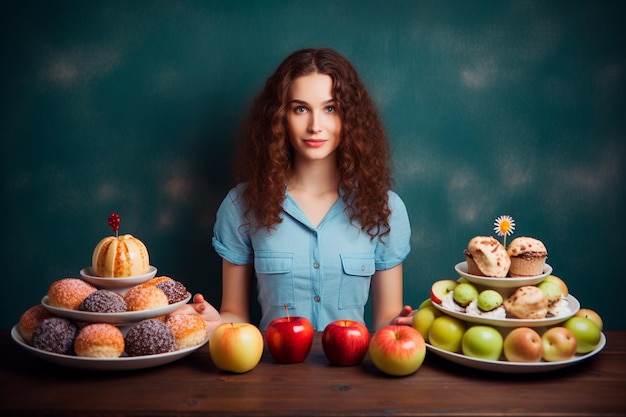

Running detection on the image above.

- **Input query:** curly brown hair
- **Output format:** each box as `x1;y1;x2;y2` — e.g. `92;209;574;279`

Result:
235;48;393;239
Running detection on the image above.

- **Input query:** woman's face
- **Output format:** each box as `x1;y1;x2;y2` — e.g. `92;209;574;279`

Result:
286;73;342;163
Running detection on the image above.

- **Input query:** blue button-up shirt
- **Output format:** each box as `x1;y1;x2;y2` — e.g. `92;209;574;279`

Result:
212;183;411;330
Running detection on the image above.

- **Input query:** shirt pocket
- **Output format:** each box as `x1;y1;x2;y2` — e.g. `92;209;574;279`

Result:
338;253;375;309
254;251;296;308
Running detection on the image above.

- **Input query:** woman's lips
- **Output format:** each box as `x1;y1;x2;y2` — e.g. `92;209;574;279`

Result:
304;139;327;147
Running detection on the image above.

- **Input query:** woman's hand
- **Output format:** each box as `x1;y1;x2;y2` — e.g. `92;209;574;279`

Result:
168;293;222;334
392;304;415;326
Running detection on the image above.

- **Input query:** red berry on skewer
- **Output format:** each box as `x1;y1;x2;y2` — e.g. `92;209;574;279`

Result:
108;213;120;236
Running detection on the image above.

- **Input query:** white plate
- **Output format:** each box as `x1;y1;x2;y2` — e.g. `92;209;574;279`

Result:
41;292;192;325
425;333;605;373
11;325;208;371
80;266;157;290
455;261;552;288
432;294;580;328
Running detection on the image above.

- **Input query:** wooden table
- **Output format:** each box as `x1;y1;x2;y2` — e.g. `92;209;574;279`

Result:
1;330;625;416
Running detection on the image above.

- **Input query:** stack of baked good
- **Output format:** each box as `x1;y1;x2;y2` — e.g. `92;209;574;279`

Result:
422;224;604;367
14;214;207;360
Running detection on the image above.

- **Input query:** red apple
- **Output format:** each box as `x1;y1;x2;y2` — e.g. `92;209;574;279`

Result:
430;280;459;304
541;326;577;362
209;322;264;373
266;315;314;363
369;325;426;376
322;320;370;366
503;327;543;362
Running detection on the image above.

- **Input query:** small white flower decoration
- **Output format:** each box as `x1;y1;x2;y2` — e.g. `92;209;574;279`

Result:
494;215;515;246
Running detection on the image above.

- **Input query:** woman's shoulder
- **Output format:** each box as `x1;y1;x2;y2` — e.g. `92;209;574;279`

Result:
387;189;406;207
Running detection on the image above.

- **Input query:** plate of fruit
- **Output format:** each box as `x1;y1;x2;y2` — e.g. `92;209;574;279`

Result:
425;330;605;373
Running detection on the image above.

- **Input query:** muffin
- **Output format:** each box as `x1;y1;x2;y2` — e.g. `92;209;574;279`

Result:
507;237;547;277
504;285;548;319
464;236;510;278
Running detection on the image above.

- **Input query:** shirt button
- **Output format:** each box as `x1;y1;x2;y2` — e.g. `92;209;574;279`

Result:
314;295;321;302
361;265;366;272
313;262;319;269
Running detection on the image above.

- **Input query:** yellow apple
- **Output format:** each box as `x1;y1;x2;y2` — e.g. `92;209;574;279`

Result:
209;322;264;373
412;306;441;340
575;308;603;331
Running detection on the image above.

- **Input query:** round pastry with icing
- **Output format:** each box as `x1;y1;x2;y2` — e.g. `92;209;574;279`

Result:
167;314;207;350
74;323;125;358
125;319;176;356
124;285;169;311
31;317;78;355
79;289;127;313
504;285;548;319
507;237;547;277
47;278;97;310
464;236;510;278
19;305;54;343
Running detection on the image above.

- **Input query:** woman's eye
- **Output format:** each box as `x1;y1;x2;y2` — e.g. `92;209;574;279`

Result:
294;106;307;113
325;105;336;113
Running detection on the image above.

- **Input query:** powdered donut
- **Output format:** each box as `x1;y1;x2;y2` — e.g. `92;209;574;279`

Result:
125;319;176;356
79;289;127;313
47;278;97;310
74;323;124;358
124;285;169;311
31;317;78;355
19;305;54;343
167;314;207;350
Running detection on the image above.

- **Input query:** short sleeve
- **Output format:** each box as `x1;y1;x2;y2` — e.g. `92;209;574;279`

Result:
212;185;254;265
374;191;411;270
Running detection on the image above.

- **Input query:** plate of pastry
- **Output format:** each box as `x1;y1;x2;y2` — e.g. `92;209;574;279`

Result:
425;333;605;373
41;292;192;325
11;325;208;371
455;262;552;288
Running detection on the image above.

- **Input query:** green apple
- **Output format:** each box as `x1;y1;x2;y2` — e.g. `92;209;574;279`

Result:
541;326;577;361
453;282;478;307
537;280;562;302
563;317;602;353
428;315;465;353
477;290;503;312
412;306;441;340
418;298;433;310
461;325;503;361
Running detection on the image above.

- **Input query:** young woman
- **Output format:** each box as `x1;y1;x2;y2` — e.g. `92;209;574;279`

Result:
174;48;414;332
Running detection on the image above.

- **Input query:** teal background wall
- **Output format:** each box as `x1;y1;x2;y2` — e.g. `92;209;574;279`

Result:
2;0;624;330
